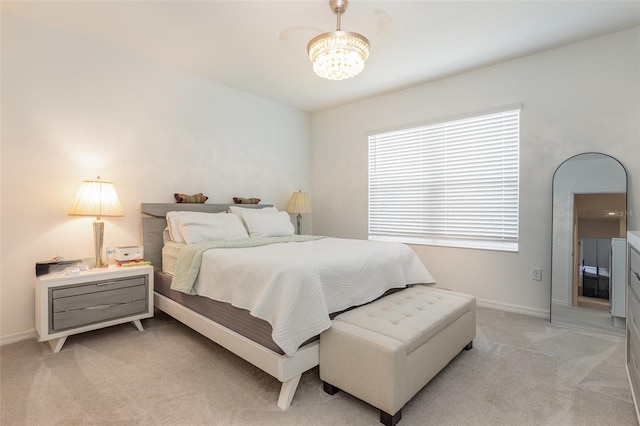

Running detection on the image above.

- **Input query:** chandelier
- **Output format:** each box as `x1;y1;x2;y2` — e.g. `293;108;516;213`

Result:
307;0;370;81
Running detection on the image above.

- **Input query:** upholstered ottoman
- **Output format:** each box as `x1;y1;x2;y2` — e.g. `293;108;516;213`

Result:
320;285;475;426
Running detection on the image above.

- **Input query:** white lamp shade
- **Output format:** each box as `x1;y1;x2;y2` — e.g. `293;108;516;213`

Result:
286;191;313;214
69;179;124;218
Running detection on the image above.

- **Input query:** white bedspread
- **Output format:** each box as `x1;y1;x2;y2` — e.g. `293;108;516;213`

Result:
189;237;434;356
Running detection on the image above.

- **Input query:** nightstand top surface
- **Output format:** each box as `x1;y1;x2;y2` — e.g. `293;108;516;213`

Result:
38;265;153;284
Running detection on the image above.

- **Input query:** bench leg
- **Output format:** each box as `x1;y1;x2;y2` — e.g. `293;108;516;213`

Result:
464;341;473;350
380;409;402;426
323;381;340;395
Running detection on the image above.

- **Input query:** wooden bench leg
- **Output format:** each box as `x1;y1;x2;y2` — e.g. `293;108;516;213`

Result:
323;381;340;395
380;409;402;426
464;341;473;350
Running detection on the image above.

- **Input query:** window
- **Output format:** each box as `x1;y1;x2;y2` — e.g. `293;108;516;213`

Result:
368;104;520;252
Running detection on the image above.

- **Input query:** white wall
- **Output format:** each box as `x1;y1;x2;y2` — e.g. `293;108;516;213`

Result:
311;27;640;316
0;14;311;341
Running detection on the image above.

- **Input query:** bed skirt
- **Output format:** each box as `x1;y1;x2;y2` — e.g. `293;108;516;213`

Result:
154;270;289;354
154;270;408;355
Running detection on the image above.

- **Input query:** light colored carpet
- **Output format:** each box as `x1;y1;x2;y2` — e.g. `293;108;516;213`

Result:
1;307;637;426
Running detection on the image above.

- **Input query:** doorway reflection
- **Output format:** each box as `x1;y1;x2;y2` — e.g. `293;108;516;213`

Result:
574;193;626;314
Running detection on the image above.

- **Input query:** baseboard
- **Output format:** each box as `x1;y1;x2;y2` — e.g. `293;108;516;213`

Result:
476;298;549;319
0;329;37;346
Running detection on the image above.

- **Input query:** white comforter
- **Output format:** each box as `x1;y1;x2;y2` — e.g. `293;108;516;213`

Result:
190;237;434;356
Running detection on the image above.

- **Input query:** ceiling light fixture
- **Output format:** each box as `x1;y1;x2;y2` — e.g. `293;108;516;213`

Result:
307;0;370;81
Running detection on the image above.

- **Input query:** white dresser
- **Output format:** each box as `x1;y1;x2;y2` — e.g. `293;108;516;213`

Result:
612;237;627;327
627;230;640;422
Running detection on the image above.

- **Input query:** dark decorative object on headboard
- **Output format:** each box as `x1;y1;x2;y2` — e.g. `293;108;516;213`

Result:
233;197;261;204
174;193;208;203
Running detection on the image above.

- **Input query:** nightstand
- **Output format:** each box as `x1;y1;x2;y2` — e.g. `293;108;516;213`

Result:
35;265;154;353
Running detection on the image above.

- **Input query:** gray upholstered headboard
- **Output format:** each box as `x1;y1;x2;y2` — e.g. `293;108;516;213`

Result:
140;203;273;269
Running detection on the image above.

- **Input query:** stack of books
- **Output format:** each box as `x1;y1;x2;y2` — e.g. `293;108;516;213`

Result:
115;259;152;268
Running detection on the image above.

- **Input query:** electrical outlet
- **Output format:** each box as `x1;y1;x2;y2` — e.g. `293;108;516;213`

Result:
531;267;542;281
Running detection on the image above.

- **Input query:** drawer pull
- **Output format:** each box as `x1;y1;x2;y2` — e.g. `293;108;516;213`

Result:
67;302;134;313
60;303;120;314
96;281;118;287
85;303;121;310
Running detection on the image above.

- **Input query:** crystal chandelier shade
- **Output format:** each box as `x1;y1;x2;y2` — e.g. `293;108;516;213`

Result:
307;0;370;81
308;30;370;80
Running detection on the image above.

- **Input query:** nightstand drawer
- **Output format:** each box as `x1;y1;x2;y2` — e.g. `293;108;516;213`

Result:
51;276;148;332
631;246;640;299
629;287;640;339
52;276;146;299
629;330;640;400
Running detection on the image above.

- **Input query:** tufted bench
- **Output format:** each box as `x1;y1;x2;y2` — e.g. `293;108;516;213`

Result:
320;285;475;426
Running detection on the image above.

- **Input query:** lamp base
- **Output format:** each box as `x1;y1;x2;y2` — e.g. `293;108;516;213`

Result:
296;214;302;235
93;220;105;268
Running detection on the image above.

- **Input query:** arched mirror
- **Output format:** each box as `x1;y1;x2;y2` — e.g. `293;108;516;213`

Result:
551;153;627;336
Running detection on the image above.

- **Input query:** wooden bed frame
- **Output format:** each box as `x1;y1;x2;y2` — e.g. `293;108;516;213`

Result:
140;203;319;409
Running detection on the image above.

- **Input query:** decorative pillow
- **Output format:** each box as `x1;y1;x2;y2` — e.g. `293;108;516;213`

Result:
174;193;208;203
173;211;248;244
233;197;261;204
241;210;295;238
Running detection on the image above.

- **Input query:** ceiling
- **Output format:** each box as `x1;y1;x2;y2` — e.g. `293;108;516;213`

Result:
2;1;639;113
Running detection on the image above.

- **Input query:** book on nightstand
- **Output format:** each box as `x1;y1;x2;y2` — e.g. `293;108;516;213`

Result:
115;259;152;268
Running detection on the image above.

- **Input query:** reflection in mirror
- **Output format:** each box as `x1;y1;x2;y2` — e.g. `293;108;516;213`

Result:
551;153;627;336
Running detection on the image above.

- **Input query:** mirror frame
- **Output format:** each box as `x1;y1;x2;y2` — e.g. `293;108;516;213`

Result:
550;152;628;335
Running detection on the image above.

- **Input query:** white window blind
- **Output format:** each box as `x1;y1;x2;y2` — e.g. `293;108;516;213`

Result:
368;106;520;251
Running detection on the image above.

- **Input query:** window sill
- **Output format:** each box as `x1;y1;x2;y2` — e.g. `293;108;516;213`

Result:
369;235;518;253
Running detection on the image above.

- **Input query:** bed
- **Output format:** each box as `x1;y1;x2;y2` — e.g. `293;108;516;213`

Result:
140;203;434;409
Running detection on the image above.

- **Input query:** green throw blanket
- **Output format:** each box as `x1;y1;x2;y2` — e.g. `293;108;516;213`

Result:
171;235;326;294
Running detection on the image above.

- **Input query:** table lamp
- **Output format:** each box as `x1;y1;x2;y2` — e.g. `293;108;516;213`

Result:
69;177;123;268
286;190;312;235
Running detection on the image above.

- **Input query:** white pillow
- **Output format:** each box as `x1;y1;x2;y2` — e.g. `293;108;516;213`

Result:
229;205;278;217
177;212;249;244
229;205;278;228
166;211;248;244
242;210;295;238
166;211;188;243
